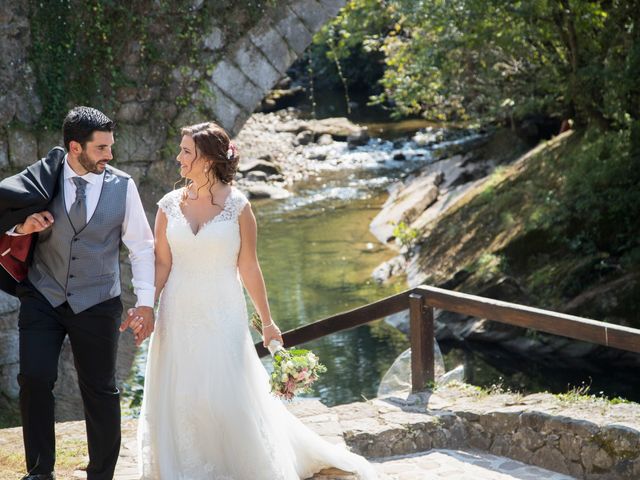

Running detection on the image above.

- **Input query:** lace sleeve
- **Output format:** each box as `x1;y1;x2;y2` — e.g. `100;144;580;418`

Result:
230;188;250;220
157;189;182;219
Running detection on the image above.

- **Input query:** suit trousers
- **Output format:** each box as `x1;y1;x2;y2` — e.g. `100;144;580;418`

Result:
17;281;123;480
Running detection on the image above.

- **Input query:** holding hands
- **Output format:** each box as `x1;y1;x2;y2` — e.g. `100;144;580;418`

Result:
120;306;155;346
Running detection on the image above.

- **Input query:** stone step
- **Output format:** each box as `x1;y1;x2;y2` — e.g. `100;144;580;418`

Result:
330;399;457;458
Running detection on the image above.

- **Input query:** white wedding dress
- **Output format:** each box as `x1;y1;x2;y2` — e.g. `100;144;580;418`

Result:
138;187;379;479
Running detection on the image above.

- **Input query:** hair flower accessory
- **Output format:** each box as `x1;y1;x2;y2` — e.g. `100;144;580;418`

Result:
226;142;237;160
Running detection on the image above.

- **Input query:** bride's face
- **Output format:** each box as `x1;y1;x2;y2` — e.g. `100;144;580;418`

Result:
177;135;206;179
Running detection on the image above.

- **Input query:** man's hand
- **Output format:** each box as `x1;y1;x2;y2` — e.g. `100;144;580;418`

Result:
119;306;154;346
16;210;54;234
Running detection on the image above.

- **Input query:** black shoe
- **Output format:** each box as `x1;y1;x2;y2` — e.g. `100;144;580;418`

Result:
20;474;55;480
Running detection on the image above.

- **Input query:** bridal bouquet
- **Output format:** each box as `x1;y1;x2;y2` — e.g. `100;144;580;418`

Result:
251;313;327;400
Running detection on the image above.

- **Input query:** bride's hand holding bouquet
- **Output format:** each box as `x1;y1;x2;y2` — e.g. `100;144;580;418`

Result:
251;313;327;401
260;316;283;349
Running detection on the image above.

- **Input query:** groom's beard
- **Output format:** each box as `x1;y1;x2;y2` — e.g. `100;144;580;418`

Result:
78;151;103;174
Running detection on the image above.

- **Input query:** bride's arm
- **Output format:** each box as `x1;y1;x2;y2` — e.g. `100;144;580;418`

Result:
154;208;172;304
237;203;283;345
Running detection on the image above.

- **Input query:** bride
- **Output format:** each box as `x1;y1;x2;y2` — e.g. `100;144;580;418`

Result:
136;122;379;479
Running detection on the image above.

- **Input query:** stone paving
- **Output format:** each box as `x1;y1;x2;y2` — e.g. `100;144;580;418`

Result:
373;450;575;480
89;401;575;480
1;407;576;480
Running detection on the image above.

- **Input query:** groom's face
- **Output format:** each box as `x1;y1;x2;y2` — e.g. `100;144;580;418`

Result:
76;131;114;174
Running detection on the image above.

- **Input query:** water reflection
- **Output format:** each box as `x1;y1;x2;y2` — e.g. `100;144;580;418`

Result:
251;174;409;406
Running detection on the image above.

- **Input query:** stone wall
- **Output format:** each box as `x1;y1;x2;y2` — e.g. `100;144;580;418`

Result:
335;384;640;479
0;0;40;129
0;0;347;421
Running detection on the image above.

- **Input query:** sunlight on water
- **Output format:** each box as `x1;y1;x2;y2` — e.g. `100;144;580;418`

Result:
251;173;410;406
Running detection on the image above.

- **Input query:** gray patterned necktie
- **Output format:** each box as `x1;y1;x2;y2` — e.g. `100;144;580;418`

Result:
69;176;88;231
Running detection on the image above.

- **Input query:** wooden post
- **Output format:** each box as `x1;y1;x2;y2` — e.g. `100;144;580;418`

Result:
410;293;435;392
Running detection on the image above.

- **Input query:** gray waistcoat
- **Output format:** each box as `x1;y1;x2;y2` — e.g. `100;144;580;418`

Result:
28;166;129;313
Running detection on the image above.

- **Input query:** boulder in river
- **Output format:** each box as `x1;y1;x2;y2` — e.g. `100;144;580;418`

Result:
317;133;333;145
245;184;290;199
372;255;406;283
295;130;314;146
347;129;370;149
370;170;443;245
246;171;268;182
239;159;282;176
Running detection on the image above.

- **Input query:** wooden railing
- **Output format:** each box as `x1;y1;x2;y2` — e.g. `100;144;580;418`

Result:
255;285;640;393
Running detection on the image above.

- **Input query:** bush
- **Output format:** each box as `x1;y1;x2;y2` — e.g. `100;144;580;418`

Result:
552;129;640;257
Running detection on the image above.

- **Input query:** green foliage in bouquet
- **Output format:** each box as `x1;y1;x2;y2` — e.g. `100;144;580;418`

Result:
250;311;264;334
270;347;327;401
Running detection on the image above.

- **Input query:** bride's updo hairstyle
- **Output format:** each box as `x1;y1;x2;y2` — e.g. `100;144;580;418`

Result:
181;122;239;185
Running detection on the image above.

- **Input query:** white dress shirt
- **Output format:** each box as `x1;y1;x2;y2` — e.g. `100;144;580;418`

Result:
10;158;155;307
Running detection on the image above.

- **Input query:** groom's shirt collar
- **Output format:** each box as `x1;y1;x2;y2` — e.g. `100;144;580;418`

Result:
63;155;103;185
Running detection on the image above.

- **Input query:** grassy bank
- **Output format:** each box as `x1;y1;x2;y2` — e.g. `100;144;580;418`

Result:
414;128;640;327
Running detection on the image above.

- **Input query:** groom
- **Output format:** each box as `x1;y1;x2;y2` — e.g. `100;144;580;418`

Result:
8;107;155;480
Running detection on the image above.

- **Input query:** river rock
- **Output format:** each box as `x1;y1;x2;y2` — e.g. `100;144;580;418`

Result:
308;152;327;161
245;184;289;199
239;159;282;176
246;171;268;182
317;133;333;145
413;128;443;147
260;86;305;113
258;153;275;163
296;130;314;146
377;144;498;247
274;119;311;135
372;255;406;284
347;129;370;149
274;117;363;140
370;170;443;245
311;117;362;140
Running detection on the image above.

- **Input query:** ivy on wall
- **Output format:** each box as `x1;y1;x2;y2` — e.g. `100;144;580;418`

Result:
28;0;278;130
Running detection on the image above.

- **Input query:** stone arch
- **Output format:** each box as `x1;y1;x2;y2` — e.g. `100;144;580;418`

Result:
203;0;347;135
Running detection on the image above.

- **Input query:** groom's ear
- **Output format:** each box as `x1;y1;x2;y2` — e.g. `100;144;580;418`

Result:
69;140;83;154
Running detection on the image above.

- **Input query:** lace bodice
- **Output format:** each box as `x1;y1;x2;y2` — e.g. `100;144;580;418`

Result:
157;186;249;274
157;186;248;227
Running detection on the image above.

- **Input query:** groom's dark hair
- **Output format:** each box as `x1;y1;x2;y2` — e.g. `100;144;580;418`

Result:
63;106;115;151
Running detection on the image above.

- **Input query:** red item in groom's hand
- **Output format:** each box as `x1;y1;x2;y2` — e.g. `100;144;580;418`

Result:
0;232;33;282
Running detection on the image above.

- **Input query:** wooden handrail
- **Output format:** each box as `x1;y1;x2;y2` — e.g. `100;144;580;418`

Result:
254;289;412;357
414;285;640;353
255;285;640;392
